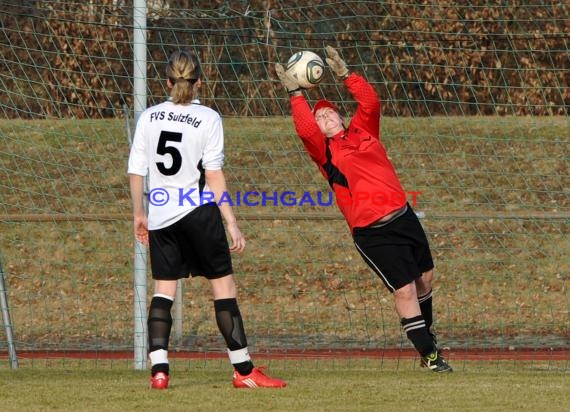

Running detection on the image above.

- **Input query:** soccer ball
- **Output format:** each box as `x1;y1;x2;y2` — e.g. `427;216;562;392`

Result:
286;51;325;89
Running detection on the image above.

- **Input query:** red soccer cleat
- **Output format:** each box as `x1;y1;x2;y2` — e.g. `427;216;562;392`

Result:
232;366;286;389
150;372;170;389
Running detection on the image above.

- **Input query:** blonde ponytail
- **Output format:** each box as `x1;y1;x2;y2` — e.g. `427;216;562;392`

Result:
166;50;201;104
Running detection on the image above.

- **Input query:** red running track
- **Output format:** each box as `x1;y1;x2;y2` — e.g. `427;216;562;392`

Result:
2;348;569;361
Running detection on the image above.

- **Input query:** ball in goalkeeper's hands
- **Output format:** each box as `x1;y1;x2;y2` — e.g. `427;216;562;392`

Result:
285;51;325;89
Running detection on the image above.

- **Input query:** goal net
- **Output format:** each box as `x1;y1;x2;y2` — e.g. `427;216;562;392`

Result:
0;1;568;361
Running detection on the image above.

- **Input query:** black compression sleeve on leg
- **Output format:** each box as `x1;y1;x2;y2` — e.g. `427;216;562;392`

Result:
214;298;253;375
214;298;248;350
148;296;173;352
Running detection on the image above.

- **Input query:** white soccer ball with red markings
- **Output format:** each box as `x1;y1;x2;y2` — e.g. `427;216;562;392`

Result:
286;50;325;89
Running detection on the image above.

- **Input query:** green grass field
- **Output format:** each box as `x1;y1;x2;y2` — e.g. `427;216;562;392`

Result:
0;359;569;411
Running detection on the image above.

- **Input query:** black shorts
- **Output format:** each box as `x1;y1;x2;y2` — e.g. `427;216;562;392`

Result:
352;204;434;293
148;204;233;280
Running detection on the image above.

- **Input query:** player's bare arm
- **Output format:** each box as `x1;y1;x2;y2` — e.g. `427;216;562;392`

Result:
128;173;149;246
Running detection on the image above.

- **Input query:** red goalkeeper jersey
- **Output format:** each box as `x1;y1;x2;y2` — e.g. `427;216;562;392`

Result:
290;73;407;232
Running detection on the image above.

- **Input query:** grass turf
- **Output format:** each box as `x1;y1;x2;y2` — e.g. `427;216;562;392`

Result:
0;359;569;411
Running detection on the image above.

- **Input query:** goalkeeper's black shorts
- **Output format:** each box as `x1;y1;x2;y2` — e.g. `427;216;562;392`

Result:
352;203;434;293
149;203;233;280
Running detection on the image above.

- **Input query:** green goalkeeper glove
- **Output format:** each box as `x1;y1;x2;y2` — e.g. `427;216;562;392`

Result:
325;45;350;80
275;64;302;95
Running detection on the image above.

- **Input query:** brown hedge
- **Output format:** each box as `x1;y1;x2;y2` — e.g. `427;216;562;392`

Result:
1;1;568;118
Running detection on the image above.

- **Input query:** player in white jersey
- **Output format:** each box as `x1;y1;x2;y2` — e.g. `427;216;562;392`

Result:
128;50;286;390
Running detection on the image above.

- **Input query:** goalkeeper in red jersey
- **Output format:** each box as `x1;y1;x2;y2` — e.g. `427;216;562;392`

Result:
275;46;452;372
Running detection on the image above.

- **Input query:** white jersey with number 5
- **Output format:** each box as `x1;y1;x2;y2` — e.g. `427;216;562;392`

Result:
128;100;224;230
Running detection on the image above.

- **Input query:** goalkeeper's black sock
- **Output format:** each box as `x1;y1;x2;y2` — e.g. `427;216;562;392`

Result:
214;298;254;376
401;315;436;357
418;290;434;339
148;295;173;375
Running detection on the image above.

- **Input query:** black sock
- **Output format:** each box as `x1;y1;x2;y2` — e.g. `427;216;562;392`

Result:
418;290;435;340
401;315;436;357
148;296;173;375
214;298;254;375
232;360;253;376
151;363;169;376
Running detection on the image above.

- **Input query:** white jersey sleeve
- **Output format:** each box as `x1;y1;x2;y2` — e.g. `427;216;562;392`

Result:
202;114;224;170
127;101;225;229
128;117;149;176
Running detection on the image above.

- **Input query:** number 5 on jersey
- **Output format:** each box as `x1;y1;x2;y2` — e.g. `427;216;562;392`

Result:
156;131;182;176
